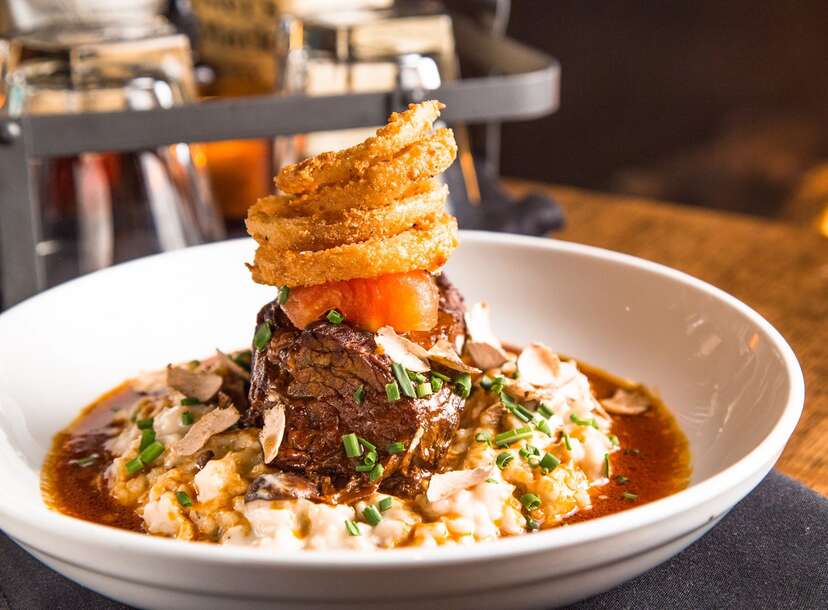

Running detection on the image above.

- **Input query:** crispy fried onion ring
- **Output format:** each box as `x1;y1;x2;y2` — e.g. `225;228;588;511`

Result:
250;213;458;287
247;182;447;251
281;128;456;216
247;100;458;287
276;101;444;195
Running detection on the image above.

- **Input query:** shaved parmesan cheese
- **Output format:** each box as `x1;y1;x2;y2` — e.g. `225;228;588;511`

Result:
260;404;286;463
517;343;562;386
172;406;239;456
426;466;492;502
464;303;508;369
601;388;650;415
166;365;223;402
427;339;481;374
375;326;430;372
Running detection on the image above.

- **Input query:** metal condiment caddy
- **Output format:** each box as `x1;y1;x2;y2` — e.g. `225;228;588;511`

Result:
0;17;559;308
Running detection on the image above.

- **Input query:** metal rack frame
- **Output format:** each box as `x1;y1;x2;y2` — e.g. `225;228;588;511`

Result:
0;21;559;308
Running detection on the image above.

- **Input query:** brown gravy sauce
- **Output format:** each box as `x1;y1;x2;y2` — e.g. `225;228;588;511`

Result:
41;363;690;535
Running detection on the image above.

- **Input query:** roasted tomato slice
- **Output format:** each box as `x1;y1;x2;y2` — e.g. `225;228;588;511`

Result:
282;271;439;332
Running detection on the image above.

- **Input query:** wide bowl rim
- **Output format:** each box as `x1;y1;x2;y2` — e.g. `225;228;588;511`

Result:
0;231;804;570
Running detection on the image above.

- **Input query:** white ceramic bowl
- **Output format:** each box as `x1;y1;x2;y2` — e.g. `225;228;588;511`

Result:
0;233;803;609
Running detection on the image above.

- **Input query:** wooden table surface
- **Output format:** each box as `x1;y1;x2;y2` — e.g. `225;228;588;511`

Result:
507;181;828;495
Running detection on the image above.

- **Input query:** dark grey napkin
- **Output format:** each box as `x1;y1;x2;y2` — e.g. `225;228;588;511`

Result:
1;470;825;610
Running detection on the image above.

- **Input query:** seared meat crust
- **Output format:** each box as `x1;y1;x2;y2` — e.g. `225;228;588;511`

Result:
247;275;467;498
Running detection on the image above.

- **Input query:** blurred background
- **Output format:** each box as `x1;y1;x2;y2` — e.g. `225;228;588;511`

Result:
501;0;828;223
1;0;827;305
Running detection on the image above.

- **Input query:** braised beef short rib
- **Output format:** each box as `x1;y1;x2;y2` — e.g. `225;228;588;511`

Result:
247;275;467;499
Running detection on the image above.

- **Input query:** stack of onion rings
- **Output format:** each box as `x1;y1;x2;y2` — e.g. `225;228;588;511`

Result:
247;101;459;287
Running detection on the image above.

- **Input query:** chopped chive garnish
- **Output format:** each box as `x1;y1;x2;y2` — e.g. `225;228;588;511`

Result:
485;478;498;484
538;402;555;418
608;434;620;446
623;491;638;502
342;433;361;458
362;450;378;467
430;370;450;382
480;376;493;390
454;373;472;398
69;453;99;468
430;376;444;392
363;505;382;526
489;375;506;394
501;392;533;422
475;431;492;445
520;493;541;511
176;491;193;507
496;452;514;469
139;441;165;464
615;475;629;485
136;417;154;430
392;363;417;398
353;384;365;405
189;359;201;367
369;463;384;481
416;381;432;398
562;432;572;451
526;518;541;531
139;428;156;452
519;445;540;459
355;464;374;472
385;381;401;401
181;411;194;426
326;309;345;324
407;370;427;383
540;453;560;472
125;457;144;475
494;426;533;447
570;413;598;428
527;455;541;468
345;520;361;536
535;417;552;436
181;397;199;406
387;441;406;455
277;285;290;305
513;369;521;380
603;453;612;478
357;437;376;451
378;497;393;512
253;321;272;351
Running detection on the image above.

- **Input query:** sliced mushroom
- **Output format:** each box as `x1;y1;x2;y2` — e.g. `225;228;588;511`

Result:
195;450;215;471
516;343;562;387
504;378;550;403
166;365;223;402
426;466;492;503
131;369;166;394
464;302;508;369
426;339;481;374
216;349;251;381
260;404;286;464
171;405;240;456
245;473;319;503
375;326;430;372
601;388;650;415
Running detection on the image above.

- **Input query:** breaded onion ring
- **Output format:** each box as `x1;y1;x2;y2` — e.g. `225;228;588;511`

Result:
281;128;456;215
250;213;458;287
247;182;447;251
276;101;443;195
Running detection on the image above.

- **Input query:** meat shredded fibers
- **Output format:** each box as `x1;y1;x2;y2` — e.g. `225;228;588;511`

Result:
247;274;468;498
